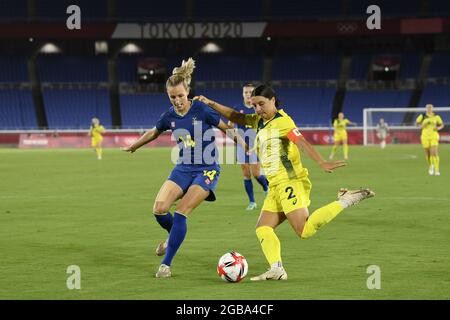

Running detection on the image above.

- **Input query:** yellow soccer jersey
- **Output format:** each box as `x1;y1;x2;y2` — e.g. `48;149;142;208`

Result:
245;109;307;186
416;113;443;138
90;124;105;140
333;119;350;134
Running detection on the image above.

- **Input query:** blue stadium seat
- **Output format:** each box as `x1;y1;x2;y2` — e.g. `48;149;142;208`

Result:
420;85;450;108
0;89;37;129
42;89;111;129
272;55;341;81
275;87;336;126
120;93;171;128
0;56;29;82
428;52;450;77
195;54;263;81
343;90;412;124
399;53;422;79
37;55;108;82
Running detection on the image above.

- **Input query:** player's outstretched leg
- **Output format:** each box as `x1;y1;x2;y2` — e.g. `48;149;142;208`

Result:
301;188;375;239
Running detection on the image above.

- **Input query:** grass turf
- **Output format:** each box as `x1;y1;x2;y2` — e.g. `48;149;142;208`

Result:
0;145;449;299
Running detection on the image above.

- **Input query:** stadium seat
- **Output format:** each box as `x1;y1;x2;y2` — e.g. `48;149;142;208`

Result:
0;89;37;129
42;88;111;129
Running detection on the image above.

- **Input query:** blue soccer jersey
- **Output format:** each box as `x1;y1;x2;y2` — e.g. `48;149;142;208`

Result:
155;99;221;171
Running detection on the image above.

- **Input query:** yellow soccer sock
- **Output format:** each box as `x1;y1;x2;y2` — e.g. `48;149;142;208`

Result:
255;226;282;266
429;155;436;168
343;143;349;159
426;155;431;166
330;145;337;159
96;147;102;158
435;156;440;172
301;201;344;239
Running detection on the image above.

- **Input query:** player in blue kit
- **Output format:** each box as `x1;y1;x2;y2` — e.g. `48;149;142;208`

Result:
122;58;243;278
229;84;268;210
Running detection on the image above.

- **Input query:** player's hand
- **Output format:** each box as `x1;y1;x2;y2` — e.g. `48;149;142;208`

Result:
319;160;347;173
121;145;136;153
193;95;213;107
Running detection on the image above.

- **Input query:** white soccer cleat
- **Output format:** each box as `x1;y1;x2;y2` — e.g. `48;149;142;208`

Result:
246;202;257;211
435;171;441;176
155;264;171;278
250;267;288;281
155;240;168;256
338;188;375;208
429;165;434;175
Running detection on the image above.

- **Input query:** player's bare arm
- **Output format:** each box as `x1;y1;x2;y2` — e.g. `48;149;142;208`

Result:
295;134;346;173
216;119;249;152
194;95;247;126
122;127;161;153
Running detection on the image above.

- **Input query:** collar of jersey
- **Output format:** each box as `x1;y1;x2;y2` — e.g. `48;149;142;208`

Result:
173;100;194;118
258;110;283;130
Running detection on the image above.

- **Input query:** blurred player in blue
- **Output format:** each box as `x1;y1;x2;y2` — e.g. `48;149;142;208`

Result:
122;58;242;278
229;84;268;210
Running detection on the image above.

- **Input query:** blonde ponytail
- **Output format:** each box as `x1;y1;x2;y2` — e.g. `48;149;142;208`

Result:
166;58;196;90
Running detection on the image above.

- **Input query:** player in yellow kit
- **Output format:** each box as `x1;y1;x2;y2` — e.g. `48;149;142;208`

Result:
195;85;375;281
88;117;105;160
416;104;444;176
329;112;356;160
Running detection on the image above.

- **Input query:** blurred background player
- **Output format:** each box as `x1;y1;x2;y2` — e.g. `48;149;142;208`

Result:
416;104;444;176
88;117;105;160
195;85;374;281
229;83;269;211
376;118;390;149
122;58;242;278
329;112;356;160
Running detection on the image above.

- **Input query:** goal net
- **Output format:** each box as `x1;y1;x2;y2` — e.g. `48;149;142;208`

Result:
363;107;450;146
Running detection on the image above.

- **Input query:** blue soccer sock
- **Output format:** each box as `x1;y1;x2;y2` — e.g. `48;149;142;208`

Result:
161;212;187;266
154;212;173;233
255;175;269;192
244;178;255;203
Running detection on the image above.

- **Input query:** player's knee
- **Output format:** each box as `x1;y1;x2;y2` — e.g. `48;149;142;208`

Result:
153;201;171;215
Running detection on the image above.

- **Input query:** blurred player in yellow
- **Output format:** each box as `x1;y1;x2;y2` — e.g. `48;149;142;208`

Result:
416;104;444;176
329;112;356;160
89;117;105;160
195;85;375;281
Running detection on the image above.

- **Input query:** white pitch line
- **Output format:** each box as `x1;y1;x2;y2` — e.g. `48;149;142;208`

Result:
383;197;450;201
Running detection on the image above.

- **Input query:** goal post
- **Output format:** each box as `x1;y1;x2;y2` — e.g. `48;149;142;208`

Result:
363;107;450;146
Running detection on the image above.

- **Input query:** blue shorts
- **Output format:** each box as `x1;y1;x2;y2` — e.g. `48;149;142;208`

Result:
168;166;220;202
236;145;258;164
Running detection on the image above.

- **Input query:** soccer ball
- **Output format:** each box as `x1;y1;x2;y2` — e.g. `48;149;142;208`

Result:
217;251;248;283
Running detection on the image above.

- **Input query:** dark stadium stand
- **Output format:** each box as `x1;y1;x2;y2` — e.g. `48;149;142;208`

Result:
0;89;37;129
275;87;336;126
36;0;108;21
0;56;29;82
193;0;262;20
420;85;450;107
195;54;264;82
343;89;413;123
120;93;169;128
42;88;112;129
37;55;108;82
272;54;341;81
428;52;450;78
271;0;341;18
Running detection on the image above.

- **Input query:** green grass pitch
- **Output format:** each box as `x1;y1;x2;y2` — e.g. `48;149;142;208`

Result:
1;145;450;299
